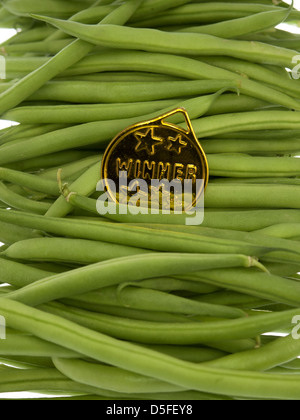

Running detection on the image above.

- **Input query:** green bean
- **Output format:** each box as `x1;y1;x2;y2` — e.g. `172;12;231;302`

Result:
132;278;219;294
130;223;300;264
204;183;300;209
3;253;263;307
0;123;36;143
205;94;269;116
0;181;51;214
2;237;148;264
133;3;299;27
0;167;60;196
38;154;100;181
0;0;144;116
3;39;73;54
193;290;271;309
201;137;300;155
53;358;187;394
1;26;57;45
0;366;108;396
45;160;102;217
205;334;300;372
179;7;292;38
207;154;300;178
63;285;246;319
3;80;233;104
0;220;42;245
254;223;300;239
0;209;273;256
32;16;300;69
66;301;193;324
65;192;300;238
38;300;300;346
178;268;300;307
2;0;97;18
0;123;71;146
193;111;300;139
0;257;53;288
0;333;81;359
5;52;300;111
65;71;183;82
5;298;300;399
3;99;180;124
4;150;96;172
0;355;54;369
199;56;300;99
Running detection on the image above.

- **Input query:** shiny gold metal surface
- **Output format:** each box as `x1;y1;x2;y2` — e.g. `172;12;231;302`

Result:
101;108;209;211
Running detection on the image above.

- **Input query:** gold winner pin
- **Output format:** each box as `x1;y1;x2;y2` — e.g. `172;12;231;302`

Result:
101;108;209;212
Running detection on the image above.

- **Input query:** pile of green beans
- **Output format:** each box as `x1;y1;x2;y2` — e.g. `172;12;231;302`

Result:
0;0;300;401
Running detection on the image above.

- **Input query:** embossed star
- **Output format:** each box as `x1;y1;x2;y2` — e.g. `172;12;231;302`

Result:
134;128;164;156
166;134;188;155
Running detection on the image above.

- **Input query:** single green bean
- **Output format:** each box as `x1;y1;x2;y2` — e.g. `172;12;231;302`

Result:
3;39;73;55
3;253;262;307
3;99;179;124
204;183;300;209
254;223;300;239
201;137;300;154
53;358;187;394
205;334;300;372
0;333;81;359
207;154;300;178
64;285;246;319
2;79;233;104
179;8;292;38
2;237;148;264
2;0;91;18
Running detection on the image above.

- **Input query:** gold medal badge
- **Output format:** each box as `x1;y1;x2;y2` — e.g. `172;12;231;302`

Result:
101;108;209;212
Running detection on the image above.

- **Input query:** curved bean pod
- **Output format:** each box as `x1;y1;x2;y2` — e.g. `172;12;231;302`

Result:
2;237;148;264
64;284;246;318
3;253;262;306
179;7;292;38
53;358;185;394
205;334;300;372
